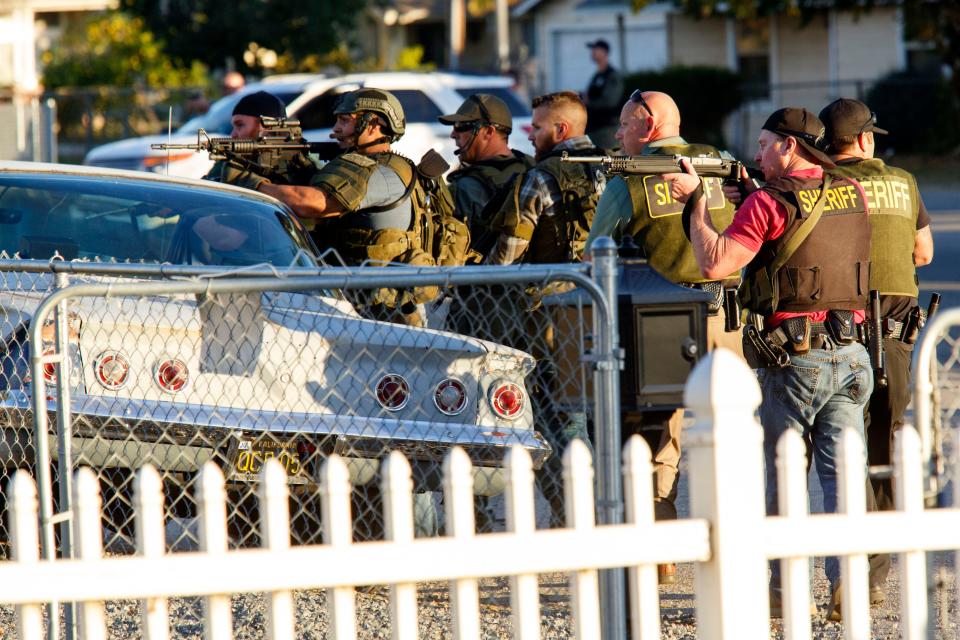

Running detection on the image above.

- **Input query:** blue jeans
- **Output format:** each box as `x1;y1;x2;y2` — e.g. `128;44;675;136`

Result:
760;341;873;590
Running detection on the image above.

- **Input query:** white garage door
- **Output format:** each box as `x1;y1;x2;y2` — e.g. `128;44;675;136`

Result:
550;26;668;93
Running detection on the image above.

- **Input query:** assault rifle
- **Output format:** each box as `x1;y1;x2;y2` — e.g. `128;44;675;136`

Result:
151;117;341;184
560;152;763;183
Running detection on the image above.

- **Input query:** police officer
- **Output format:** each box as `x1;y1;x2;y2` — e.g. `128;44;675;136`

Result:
256;88;431;325
819;98;934;618
668;107;874;616
486;91;605;265
583;39;624;149
584;90;741;584
438;93;533;258
203;90;287;185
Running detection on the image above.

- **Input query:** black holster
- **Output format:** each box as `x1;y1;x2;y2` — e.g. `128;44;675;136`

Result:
742;324;790;369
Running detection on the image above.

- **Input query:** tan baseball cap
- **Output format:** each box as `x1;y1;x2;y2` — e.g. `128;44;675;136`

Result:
438;94;513;132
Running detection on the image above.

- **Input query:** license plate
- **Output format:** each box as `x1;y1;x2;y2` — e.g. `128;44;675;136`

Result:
228;437;309;485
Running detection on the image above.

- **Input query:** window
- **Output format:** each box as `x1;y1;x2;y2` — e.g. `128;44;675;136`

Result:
391;90;443;123
294;91;346;130
737;19;770;101
0;175;314;267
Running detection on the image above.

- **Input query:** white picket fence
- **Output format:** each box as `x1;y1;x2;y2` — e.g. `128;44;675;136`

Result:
3;349;960;640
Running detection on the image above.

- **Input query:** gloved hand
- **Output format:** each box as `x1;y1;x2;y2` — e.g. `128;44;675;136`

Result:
220;163;271;191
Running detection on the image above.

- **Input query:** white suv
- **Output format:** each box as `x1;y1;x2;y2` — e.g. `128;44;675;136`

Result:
83;71;534;179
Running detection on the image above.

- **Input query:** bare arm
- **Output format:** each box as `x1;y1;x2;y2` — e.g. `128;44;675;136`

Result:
665;162;756;278
258;183;345;219
914;225;934;266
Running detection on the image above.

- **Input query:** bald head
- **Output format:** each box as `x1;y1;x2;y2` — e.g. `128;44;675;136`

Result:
616;91;681;154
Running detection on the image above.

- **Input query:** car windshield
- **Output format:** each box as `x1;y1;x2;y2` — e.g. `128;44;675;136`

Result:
0;173;316;268
455;87;531;116
178;90;302;135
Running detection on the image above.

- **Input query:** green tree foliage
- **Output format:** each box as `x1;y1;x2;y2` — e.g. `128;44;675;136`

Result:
621;66;744;149
42;12;207;89
120;0;363;73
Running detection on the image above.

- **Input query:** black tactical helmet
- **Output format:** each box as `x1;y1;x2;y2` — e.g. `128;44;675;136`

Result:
334;88;406;140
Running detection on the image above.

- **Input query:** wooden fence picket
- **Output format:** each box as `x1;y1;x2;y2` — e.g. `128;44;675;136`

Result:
321;454;356;640
564;439;601;640
382;451;418;640
9;470;43;640
894;427;928;639
197;462;231;640
259;459;295;640
504;446;540;640
776;429;813;639
134;466;170;640
444;447;481;640
74;468;106;640
622;435;659;640
837;427;871;638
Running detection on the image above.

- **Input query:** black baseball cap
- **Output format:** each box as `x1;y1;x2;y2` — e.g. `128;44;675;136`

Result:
232;91;286;119
761;107;836;168
586;39;610;51
438;93;513;132
818;98;889;142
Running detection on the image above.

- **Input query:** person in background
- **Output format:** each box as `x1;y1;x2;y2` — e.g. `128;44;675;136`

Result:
222;71;246;96
583;39;623;149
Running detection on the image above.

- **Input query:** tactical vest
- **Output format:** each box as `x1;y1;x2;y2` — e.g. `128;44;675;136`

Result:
740;174;870;317
829;158;920;299
623;143;737;284
310;151;471;308
488;146;603;263
449;151;535;259
310;151;420;264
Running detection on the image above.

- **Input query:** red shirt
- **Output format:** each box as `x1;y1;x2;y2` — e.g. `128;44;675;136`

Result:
725;166;866;328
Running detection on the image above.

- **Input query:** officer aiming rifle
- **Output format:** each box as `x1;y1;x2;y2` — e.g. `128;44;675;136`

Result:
152;117;340;185
561;151;763;183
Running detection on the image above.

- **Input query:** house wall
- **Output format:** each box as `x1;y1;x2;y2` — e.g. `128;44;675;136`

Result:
834;9;904;88
667;14;731;68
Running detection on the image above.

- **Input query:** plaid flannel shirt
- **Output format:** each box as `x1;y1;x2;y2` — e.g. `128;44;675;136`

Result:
486;136;604;265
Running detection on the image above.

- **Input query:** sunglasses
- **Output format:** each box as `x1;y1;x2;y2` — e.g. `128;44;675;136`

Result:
453;122;479;133
629;89;652;116
858;112;878;135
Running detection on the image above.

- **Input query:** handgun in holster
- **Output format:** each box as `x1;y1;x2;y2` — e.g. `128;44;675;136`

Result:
742;324;790;369
825;310;856;345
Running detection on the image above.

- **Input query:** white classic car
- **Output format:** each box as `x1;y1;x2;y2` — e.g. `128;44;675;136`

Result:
0;163;549;506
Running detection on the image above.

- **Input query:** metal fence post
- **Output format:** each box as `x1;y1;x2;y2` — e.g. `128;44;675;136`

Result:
589;237;625;640
685;349;768;639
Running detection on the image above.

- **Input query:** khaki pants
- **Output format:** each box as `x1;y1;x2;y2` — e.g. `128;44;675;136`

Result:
627;305;745;521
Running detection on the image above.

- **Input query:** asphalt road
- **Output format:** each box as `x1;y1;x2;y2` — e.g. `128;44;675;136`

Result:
917;186;960;310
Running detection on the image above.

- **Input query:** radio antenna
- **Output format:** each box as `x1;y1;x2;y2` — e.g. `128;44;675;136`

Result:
166;105;173;175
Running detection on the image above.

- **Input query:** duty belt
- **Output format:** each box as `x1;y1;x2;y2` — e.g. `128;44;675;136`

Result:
681;281;724;314
881;317;905;339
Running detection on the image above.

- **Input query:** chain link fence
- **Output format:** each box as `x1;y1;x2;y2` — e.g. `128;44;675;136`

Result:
0;260;619;559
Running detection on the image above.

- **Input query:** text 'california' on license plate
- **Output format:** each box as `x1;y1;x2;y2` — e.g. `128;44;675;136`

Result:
229;437;309;485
